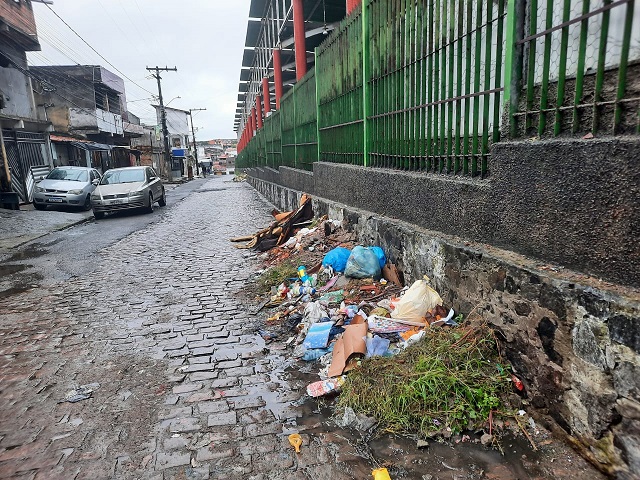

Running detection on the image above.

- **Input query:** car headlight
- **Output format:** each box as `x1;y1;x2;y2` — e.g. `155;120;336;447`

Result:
35;186;44;193
68;189;84;195
128;190;144;197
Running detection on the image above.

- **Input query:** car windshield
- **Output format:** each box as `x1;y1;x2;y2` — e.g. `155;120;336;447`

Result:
46;168;88;182
101;169;145;185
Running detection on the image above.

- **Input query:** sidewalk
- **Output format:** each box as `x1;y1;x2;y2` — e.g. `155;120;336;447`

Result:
0;184;184;251
0;206;92;250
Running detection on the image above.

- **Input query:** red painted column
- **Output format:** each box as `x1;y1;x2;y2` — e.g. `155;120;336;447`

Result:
251;107;257;135
292;0;307;80
256;96;264;129
262;77;271;115
347;0;362;14
273;48;284;109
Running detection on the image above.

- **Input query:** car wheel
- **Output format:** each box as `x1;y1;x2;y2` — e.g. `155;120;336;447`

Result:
93;210;105;220
146;193;154;213
158;188;166;207
34;203;46;211
82;194;92;211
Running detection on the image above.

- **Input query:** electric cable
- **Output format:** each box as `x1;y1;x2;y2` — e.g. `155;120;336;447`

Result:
43;3;156;96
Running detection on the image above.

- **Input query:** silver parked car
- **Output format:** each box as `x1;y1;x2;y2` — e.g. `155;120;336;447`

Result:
33;166;102;210
90;166;166;220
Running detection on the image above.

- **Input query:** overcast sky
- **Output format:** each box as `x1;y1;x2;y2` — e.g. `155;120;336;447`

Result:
28;0;251;140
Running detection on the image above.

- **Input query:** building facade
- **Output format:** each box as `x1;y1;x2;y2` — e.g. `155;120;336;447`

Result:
0;0;53;203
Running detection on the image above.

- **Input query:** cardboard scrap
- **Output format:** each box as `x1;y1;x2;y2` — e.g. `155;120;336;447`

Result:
328;323;368;377
382;263;403;287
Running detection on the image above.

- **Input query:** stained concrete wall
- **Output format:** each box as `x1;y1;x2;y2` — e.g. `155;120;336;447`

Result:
244;137;640;477
247;137;640;288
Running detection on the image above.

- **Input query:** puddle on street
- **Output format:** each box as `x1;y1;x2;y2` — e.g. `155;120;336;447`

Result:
0;264;27;276
0;266;43;299
243;338;585;480
7;244;48;261
197;188;228;194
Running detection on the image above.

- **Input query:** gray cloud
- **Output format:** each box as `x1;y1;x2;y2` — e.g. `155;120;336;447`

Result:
28;0;250;140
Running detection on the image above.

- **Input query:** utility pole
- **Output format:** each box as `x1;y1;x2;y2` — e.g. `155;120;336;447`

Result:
146;66;177;178
188;108;206;176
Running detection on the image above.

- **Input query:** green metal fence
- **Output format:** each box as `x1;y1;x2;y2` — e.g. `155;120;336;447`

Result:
237;0;639;173
368;0;506;176
265;110;281;168
294;70;319;171
316;8;365;166
280;89;297;168
508;0;639;137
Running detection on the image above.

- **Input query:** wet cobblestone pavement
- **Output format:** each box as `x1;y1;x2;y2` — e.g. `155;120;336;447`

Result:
0;179;606;480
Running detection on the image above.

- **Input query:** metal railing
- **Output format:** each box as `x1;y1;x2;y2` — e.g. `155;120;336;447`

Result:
317;9;365;166
237;0;639;174
508;0;639;137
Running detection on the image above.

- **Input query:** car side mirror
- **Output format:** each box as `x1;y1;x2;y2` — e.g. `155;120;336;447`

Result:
38;175;45;180
92;179;100;186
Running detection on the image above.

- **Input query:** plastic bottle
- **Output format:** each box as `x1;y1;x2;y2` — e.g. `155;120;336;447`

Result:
297;265;309;283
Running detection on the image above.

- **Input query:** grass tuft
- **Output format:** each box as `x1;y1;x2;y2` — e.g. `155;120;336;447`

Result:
257;261;298;293
338;323;511;437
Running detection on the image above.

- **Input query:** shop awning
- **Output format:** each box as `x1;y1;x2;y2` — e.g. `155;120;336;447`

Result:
70;142;112;152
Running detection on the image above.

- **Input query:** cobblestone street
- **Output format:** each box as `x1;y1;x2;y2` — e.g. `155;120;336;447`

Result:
0;179;364;480
0;178;608;480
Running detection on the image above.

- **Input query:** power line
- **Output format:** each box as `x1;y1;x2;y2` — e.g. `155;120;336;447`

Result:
43;3;155;96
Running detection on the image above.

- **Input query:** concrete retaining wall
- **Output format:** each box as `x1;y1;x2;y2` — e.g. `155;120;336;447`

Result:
244;143;640;476
248;137;640;288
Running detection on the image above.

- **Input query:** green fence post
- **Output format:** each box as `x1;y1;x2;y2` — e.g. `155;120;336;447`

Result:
614;0;635;132
503;0;525;138
315;47;321;164
293;86;298;169
362;0;370;167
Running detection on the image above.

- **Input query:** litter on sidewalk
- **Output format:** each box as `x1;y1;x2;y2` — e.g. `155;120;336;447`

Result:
63;383;100;403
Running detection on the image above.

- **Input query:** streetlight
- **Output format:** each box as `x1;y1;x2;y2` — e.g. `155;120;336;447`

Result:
165;96;181;107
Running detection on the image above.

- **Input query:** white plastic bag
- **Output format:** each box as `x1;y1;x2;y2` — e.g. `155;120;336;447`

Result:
390;276;443;322
303;301;327;325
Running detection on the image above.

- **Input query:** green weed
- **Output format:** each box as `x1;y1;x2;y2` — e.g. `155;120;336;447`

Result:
257;261;298;293
338;324;511;437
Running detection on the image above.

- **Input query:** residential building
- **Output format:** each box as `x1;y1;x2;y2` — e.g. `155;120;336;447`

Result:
0;0;53;203
30;65;142;172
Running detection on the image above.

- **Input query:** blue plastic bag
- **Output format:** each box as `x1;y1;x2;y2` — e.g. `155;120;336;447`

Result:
345;246;382;279
368;246;387;268
322;247;351;273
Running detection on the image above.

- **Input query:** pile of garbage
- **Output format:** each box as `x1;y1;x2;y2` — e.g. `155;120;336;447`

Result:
233;196;519;442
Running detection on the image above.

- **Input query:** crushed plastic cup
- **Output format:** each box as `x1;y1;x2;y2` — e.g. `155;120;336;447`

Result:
288;433;303;453
372;467;392;480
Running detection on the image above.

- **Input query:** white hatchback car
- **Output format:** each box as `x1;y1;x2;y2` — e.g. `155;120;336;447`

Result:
90;166;166;220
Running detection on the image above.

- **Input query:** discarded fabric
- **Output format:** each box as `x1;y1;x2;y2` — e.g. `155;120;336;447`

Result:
366;335;391;357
